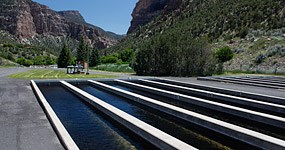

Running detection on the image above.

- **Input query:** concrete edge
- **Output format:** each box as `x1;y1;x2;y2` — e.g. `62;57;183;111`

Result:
221;76;285;84
30;80;79;150
117;79;285;130
89;80;285;149
197;77;285;90
140;79;285;114
60;80;196;150
158;78;285;105
230;76;285;84
218;76;285;87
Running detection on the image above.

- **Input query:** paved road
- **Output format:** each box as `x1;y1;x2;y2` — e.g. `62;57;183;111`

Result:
0;68;63;150
0;68;31;78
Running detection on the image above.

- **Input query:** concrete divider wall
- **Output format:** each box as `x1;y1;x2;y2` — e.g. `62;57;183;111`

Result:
159;78;285;105
140;79;285;115
230;76;285;84
30;80;80;150
88;80;285;150
219;76;285;86
60;81;196;150
116;80;285;130
198;77;285;90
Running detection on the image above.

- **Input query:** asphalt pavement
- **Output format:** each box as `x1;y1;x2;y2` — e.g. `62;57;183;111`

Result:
0;68;63;150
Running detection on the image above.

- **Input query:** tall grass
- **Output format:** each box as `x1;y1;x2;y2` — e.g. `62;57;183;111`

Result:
95;64;135;73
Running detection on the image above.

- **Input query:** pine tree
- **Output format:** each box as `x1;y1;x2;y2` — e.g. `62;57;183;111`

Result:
57;44;71;68
76;36;87;62
89;48;100;67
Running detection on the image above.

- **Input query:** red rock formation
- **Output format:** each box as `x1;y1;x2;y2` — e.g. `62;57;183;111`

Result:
0;0;118;49
128;0;183;34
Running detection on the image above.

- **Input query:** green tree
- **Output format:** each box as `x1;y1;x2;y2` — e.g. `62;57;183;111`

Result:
133;32;215;76
33;56;44;65
76;36;88;62
89;48;100;67
118;49;134;63
44;56;56;65
57;44;72;68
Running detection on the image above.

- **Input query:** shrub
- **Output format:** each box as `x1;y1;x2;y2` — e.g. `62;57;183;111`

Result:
3;44;14;48
255;54;266;64
133;33;216;76
267;45;285;57
118;49;134;63
16;58;33;66
237;27;249;38
100;55;118;64
215;46;234;63
116;59;123;65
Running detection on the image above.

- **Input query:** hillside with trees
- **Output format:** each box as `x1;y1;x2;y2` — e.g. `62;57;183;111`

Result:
0;0;121;67
104;0;285;76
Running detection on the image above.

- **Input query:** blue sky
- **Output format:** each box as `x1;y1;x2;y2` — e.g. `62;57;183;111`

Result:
33;0;138;35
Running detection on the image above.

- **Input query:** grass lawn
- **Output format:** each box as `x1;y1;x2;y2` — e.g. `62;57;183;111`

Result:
8;69;117;79
0;65;16;68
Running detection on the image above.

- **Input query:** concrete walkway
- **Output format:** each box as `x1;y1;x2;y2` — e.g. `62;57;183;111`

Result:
0;68;63;150
165;77;285;98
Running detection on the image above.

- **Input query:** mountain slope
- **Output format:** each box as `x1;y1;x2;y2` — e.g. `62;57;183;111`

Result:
0;0;121;50
128;0;183;34
106;0;285;74
57;10;124;41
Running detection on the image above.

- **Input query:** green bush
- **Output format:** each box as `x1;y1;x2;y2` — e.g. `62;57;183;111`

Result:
100;55;118;64
215;46;234;63
237;27;249;38
133;32;216;76
3;44;14;48
16;58;33;66
255;54;266;64
118;49;134;63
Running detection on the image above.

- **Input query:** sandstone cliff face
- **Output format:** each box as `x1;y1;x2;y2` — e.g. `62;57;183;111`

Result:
128;0;183;34
0;0;36;37
57;11;85;24
29;2;68;36
0;0;118;49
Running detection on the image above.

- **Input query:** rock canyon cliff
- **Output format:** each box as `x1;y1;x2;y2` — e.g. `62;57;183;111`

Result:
0;0;120;49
